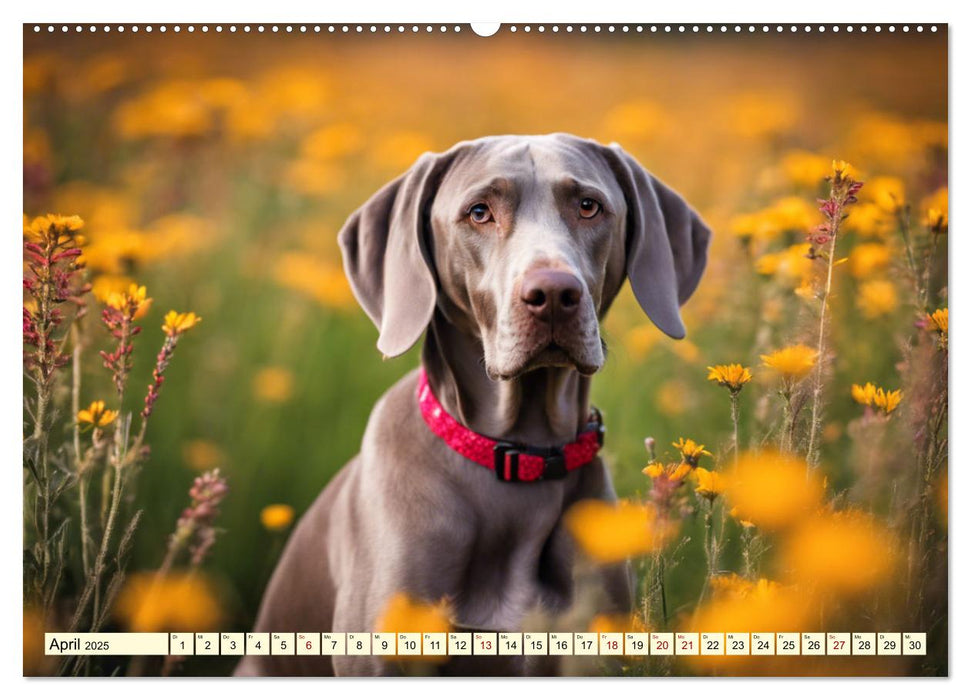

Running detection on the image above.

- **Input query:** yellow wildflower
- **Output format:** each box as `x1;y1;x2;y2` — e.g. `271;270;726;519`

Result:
624;324;659;360
728;507;755;529
864;176;905;212
284;157;344;197
706;363;753;393
374;592;452;663
724;451;824;531
845;202;895;238
926;308;948;349
23;607;55;676
24;214;85;242
755;243;814;288
114;80;213;139
851;382;878;406
182;440;225;471
301;122;365;161
260;504;295;532
760;344;817;382
105;283;152;320
642;461;691;482
782;510;897;596
272;251;356;310
91;274;135;304
375;591;452;634
873;388;902;415
779;150;830;189
564;500;677;563
162;310;202;336
115;571;223;632
655;379;691;416
81;229;152;274
689;578;813;636
370;130;434;173
672;437;712;467
728;92;796;140
831;159;854;179
693;467;725;501
731;199;815;243
857;279;898;318
848;243;891;279
253;366;295;403
709;573;776;598
77;400;118;429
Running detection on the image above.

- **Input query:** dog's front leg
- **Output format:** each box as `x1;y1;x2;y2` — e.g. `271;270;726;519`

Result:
331;507;476;677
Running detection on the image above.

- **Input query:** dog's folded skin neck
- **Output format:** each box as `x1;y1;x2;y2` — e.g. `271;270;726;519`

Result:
422;311;591;448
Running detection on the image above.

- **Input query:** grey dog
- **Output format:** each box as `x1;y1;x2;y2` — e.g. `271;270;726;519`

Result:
236;133;710;676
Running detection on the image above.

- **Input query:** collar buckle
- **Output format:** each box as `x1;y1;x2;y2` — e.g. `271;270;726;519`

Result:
493;442;567;483
586;406;606;447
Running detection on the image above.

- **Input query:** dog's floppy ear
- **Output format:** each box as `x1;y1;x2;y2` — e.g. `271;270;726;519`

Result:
339;151;454;357
601;144;711;339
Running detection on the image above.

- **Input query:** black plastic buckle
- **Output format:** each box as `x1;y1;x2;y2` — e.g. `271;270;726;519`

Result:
493;442;567;483
586;406;606;447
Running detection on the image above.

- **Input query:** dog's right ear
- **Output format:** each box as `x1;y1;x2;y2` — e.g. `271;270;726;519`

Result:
339;151;453;358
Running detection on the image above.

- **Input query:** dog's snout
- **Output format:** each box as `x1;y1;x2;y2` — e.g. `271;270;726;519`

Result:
520;268;583;323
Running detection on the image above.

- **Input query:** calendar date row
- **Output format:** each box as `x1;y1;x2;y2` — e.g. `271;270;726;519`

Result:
46;631;926;657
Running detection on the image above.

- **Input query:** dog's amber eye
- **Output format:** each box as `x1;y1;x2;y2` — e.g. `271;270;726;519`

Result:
579;198;602;219
469;203;494;224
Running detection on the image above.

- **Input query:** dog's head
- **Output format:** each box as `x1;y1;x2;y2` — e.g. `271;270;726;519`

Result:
339;134;710;380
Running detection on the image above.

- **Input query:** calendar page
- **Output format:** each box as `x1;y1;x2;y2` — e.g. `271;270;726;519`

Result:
22;16;948;679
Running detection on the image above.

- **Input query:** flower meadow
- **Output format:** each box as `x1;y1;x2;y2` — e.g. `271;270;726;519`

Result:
23;29;946;675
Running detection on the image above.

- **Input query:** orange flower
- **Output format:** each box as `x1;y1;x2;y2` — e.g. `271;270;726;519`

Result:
692;467;725;501
643;461;691;482
374;592;452;634
782;510;897;595
872;387;902;414
706;363;753;393
851;382;902;415
760;345;817;382
925;308;948;349
724;451;824;531
260;504;295;532
77;400;118;429
672;437;712;467
115;571;223;632
253;366;295;403
105;283;152;320
162;310;202;336
564;500;677;563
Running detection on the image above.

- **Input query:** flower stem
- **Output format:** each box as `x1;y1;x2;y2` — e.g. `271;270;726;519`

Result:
806;216;841;470
730;392;740;465
71;321;93;579
70;413;130;634
698;500;717;606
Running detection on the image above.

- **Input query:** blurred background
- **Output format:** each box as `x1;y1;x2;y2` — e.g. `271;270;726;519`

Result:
24;26;947;675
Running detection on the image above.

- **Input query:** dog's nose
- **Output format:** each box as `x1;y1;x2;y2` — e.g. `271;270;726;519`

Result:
520;268;583;323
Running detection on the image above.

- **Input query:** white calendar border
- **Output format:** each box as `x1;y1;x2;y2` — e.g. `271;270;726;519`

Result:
4;0;964;697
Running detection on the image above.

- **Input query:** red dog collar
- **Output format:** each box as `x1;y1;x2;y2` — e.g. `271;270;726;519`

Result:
417;367;605;483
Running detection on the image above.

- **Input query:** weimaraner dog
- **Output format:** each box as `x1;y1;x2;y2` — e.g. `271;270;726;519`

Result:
237;133;710;676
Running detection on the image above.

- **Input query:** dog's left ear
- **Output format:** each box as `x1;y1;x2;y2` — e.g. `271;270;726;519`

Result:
339;150;456;357
601;144;711;339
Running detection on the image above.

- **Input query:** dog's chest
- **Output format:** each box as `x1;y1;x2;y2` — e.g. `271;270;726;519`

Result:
458;487;574;630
